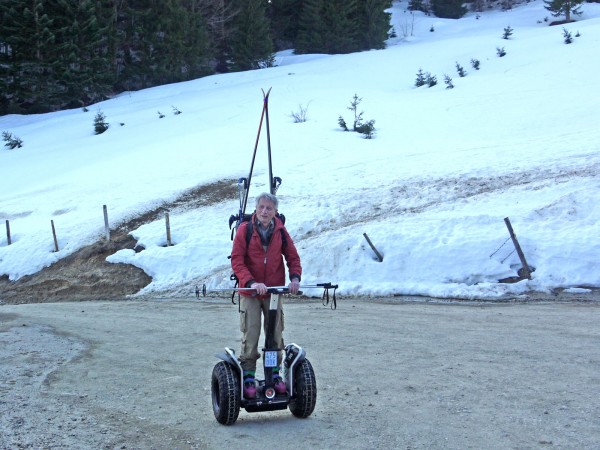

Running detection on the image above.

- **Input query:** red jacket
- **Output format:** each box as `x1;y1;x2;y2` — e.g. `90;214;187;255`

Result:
231;215;302;298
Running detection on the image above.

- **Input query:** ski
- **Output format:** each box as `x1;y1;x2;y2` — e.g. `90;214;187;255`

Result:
229;88;280;237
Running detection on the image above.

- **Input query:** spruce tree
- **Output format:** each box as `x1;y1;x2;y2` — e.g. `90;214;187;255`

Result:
269;0;301;50
0;0;56;113
544;0;583;23
357;0;392;51
50;0;113;109
295;0;327;54
431;0;468;19
228;0;273;71
322;0;358;54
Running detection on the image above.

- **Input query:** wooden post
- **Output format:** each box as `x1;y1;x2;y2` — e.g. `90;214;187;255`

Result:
165;212;172;246
504;217;532;279
363;232;384;262
51;220;59;252
5;219;11;245
103;205;110;241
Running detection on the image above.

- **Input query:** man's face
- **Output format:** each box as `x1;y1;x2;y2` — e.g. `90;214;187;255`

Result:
256;198;277;227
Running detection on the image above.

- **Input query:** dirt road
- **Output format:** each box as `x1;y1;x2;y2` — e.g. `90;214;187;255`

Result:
1;297;599;449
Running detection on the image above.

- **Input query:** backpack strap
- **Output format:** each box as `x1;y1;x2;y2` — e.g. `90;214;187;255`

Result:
245;218;287;249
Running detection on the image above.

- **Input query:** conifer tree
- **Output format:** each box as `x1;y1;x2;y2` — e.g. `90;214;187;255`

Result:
295;0;327;54
49;0;113;108
269;0;301;50
431;0;468;19
229;0;274;71
0;0;56;113
322;0;358;54
544;0;583;23
357;0;392;50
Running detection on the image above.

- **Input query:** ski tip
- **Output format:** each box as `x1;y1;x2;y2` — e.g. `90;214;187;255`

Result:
262;87;272;99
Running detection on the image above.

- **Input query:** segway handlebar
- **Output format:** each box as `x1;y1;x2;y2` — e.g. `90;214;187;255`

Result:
196;282;339;308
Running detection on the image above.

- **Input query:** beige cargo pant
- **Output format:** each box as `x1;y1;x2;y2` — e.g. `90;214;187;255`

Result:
239;296;284;373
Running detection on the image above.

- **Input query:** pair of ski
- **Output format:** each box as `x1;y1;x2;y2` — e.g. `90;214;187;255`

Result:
228;87;281;236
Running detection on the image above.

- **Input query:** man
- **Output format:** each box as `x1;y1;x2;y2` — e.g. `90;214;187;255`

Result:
230;192;302;398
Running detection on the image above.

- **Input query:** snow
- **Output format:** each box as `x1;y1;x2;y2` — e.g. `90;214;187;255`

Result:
1;1;599;300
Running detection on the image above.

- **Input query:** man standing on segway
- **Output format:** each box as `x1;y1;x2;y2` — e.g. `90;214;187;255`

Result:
230;192;302;399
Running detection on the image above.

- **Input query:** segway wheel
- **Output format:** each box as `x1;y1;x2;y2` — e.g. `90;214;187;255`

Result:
289;358;317;418
211;361;240;425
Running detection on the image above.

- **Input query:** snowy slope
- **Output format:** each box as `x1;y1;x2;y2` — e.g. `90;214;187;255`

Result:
1;1;599;300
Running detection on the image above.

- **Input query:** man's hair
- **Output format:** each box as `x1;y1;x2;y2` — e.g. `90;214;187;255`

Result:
255;192;278;209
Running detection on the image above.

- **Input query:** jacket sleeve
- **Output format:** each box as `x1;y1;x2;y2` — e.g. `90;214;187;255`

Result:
231;222;254;289
282;227;302;282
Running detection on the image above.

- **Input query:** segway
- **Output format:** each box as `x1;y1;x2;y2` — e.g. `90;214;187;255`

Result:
210;287;317;425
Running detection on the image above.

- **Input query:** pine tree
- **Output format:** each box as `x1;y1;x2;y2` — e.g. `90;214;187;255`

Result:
357;0;393;51
431;0;468;19
544;0;583;23
229;0;273;71
200;0;238;73
295;0;327;54
269;0;301;50
322;0;358;54
49;0;113;109
0;0;56;113
296;0;391;55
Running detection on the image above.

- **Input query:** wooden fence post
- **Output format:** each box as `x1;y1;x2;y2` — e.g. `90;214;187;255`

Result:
363;232;384;262
5;219;11;245
103;205;110;241
165;212;172;246
51;220;59;252
504;217;532;279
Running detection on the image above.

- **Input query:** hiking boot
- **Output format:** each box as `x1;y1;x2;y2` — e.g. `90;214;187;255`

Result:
243;381;257;399
243;371;256;399
273;373;287;395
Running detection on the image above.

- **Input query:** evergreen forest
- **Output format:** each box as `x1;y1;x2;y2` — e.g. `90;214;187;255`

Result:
0;0;392;115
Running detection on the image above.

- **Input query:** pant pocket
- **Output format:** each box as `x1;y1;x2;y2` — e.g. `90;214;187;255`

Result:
240;310;247;333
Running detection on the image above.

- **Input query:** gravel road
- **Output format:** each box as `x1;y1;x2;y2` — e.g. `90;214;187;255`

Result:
1;297;599;449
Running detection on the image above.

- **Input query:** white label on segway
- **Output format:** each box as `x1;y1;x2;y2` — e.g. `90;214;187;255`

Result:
265;351;278;368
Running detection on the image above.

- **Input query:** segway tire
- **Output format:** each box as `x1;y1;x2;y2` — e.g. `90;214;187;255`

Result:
289;358;317;418
211;361;241;425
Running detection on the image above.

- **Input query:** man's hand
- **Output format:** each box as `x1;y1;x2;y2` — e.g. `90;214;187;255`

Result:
250;282;268;295
289;279;300;295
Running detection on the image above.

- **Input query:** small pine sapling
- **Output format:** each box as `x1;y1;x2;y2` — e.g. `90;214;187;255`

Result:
470;58;481;70
430;25;435;32
563;28;573;44
502;26;514;39
2;131;23;149
338;116;349;131
426;72;437;87
338;95;376;138
347;94;364;131
575;30;580;37
355;120;376;139
496;46;506;57
444;74;454;89
455;62;467;77
415;68;426;87
94;111;109;135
